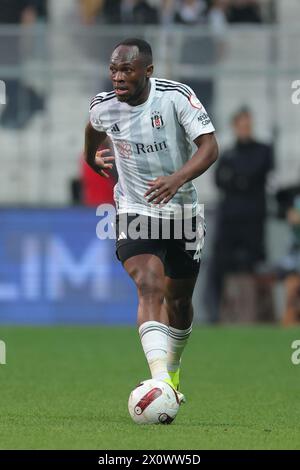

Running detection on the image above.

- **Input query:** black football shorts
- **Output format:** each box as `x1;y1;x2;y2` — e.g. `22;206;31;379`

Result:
114;213;205;279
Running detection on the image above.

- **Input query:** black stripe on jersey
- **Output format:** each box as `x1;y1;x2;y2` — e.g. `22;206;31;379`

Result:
99;94;116;104
90;99;103;110
155;79;192;95
91;90;115;102
89;96;104;109
90;91;115;105
90;93;116;110
156;87;191;100
155;79;192;97
156;86;191;100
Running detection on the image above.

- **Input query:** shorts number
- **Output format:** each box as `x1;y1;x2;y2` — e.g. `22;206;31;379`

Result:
193;242;201;262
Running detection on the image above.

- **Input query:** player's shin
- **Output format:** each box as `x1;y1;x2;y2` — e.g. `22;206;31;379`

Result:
167;325;193;389
139;321;170;381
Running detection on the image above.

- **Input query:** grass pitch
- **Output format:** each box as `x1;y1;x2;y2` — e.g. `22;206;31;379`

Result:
0;326;300;450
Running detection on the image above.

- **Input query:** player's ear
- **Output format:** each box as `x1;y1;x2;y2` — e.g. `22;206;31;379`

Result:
146;64;154;79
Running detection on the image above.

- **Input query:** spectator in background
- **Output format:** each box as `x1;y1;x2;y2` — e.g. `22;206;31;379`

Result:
227;0;262;23
175;0;207;24
79;0;159;24
24;0;48;21
160;0;177;25
208;0;229;36
275;185;300;326
0;0;46;129
103;0;122;23
79;0;123;24
207;0;229;61
205;107;273;322
132;0;159;24
282;194;300;325
79;0;104;24
0;0;47;23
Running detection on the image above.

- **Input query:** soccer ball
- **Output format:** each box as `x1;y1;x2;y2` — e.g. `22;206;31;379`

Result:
128;379;180;425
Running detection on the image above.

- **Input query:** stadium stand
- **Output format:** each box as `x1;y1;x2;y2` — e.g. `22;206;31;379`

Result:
0;0;299;206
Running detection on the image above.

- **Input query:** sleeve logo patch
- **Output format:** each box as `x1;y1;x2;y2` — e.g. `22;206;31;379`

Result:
189;95;203;110
197;112;211;126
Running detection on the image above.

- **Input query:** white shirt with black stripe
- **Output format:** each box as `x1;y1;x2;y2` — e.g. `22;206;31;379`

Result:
89;77;215;218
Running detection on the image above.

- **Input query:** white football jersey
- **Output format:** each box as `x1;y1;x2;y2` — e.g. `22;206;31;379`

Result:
89;77;215;218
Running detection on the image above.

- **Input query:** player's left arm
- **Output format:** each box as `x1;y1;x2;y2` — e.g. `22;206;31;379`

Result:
145;132;218;204
176;131;218;183
145;88;218;204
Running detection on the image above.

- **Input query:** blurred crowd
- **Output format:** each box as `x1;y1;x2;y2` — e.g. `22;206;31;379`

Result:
0;0;48;24
0;0;274;130
0;0;274;26
78;0;273;26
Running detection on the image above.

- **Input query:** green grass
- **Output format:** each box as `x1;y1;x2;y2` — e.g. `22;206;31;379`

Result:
0;326;300;449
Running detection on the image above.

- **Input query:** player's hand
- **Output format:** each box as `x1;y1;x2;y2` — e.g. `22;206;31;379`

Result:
95;148;115;178
144;174;183;205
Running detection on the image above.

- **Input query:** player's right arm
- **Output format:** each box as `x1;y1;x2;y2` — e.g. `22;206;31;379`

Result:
84;122;114;178
85;92;115;178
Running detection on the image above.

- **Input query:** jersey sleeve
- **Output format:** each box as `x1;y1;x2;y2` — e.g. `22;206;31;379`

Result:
175;87;215;141
89;93;106;132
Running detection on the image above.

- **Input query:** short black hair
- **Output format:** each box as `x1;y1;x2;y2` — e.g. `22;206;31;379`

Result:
113;38;153;65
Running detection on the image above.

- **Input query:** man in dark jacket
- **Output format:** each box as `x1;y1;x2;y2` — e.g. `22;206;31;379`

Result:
205;107;273;321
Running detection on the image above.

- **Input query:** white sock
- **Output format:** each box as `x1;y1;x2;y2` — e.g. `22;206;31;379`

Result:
139;321;170;381
167;325;193;373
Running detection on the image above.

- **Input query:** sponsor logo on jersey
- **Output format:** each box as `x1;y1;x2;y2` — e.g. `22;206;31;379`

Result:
114;140;168;158
135;140;167;155
151;111;164;129
197;112;211;126
115;140;133;159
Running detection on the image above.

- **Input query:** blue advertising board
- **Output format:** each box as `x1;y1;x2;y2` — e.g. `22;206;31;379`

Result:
0;208;137;324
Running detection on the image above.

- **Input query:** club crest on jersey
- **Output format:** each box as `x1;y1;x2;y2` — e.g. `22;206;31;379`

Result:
151;111;164;129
